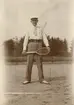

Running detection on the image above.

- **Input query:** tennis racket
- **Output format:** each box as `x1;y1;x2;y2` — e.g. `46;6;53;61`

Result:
25;47;50;56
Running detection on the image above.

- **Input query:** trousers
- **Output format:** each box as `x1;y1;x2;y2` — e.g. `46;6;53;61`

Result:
25;41;44;82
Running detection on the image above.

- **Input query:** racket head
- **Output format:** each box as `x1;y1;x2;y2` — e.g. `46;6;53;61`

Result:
36;47;50;56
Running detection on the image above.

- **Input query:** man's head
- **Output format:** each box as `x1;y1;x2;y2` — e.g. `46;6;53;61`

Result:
31;17;38;26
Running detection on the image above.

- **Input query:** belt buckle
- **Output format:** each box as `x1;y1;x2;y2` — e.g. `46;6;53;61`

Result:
33;40;37;42
35;40;37;42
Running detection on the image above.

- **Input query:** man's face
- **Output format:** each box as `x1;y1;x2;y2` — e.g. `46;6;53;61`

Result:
31;20;38;26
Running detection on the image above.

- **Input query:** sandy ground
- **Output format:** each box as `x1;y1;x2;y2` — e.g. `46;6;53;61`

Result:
3;63;74;105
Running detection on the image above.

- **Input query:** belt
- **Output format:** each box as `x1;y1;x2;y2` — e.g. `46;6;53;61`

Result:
29;39;42;42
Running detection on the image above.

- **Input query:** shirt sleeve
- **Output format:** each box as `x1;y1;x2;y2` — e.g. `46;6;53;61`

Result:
42;32;49;47
23;32;29;51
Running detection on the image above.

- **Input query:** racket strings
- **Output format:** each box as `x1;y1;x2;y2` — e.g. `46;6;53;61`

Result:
37;48;49;55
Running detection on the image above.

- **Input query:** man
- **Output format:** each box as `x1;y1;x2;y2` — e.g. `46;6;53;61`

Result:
22;17;50;84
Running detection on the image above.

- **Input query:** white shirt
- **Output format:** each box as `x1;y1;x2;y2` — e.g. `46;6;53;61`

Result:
23;25;49;50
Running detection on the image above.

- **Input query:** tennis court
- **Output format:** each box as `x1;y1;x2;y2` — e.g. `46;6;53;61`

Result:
3;63;73;105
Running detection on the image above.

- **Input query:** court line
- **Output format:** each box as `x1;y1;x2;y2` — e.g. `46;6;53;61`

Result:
4;92;43;95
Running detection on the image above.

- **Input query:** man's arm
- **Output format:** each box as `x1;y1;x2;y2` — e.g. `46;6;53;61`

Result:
43;32;49;47
42;32;50;51
22;33;29;53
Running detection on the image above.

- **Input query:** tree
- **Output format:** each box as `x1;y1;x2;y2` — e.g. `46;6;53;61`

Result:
4;36;25;57
62;39;68;56
70;40;74;56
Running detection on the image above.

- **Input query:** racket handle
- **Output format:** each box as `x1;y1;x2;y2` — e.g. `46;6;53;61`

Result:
46;46;50;52
22;50;26;55
26;51;36;54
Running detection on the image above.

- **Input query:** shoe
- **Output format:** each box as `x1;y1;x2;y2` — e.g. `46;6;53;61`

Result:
40;80;49;84
23;80;30;84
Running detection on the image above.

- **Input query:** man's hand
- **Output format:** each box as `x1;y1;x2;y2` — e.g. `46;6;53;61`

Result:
46;46;50;52
22;50;26;55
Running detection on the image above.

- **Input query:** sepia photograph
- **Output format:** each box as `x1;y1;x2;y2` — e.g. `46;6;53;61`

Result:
0;0;74;105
